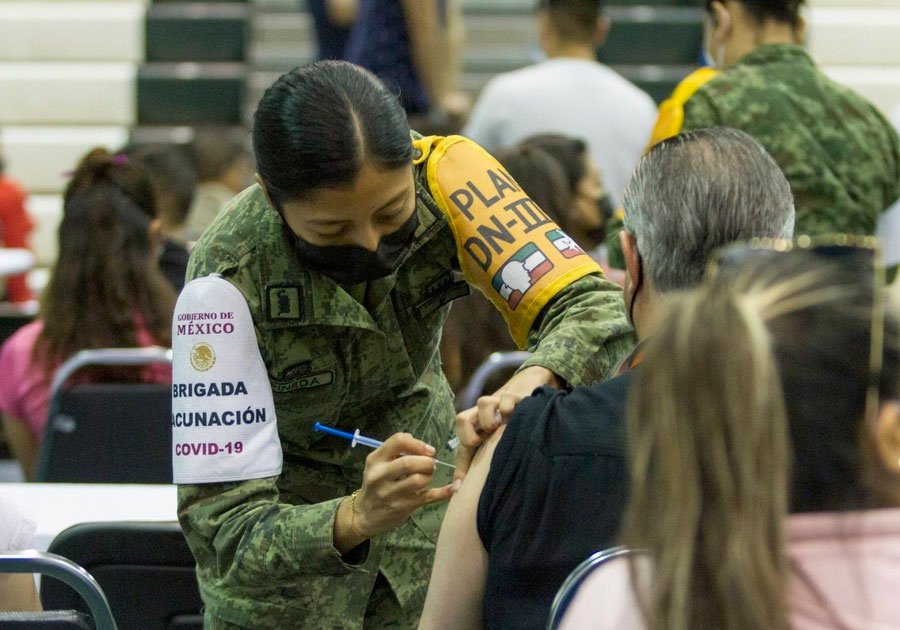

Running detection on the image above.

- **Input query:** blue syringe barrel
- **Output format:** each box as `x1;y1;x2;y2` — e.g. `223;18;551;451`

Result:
313;422;384;449
351;429;384;449
314;422;454;467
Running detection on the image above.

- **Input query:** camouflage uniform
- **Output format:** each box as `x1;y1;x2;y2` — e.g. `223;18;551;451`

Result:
681;44;900;236
178;159;634;628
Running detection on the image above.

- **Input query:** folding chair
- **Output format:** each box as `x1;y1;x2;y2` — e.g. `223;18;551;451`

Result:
36;348;173;483
42;522;202;630
458;351;532;410
0;549;117;630
546;546;641;630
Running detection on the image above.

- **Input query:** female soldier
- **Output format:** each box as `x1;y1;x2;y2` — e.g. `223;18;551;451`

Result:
668;0;899;236
172;60;632;628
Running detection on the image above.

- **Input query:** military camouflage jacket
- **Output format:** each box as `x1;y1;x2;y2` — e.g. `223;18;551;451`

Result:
683;44;900;236
177;160;633;627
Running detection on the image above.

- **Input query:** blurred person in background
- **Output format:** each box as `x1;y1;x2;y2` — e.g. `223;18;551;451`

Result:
308;0;357;60
463;0;657;206
123;144;198;293
662;0;900;237
420;128;795;630
562;245;900;630
519;134;621;281
0;155;35;303
186;127;253;241
344;0;468;126
0;493;40;612
0;149;175;481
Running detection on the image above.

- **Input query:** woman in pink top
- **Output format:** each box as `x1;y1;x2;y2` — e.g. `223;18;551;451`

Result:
561;247;900;629
0;149;175;480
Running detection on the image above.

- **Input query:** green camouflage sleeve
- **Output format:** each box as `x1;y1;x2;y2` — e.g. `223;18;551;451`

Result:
519;273;635;385
178;480;368;587
681;90;723;131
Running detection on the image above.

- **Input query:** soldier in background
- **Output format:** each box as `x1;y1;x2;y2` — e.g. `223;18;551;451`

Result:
667;0;900;237
173;61;632;629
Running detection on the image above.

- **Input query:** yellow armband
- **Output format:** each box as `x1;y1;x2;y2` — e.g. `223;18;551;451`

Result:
647;66;720;150
416;135;602;348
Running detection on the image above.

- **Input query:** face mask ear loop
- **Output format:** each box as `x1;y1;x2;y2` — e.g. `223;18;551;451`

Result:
628;256;643;328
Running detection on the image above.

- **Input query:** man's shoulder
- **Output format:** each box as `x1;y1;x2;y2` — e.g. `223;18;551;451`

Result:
477;64;547;101
588;62;657;105
507;373;632;457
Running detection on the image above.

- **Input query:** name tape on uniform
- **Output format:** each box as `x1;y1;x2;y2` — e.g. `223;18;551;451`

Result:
172;275;283;484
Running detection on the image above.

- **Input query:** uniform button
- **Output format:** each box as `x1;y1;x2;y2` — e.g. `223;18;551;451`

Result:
413;148;423;160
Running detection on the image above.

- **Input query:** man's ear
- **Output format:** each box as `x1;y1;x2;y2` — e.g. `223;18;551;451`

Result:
620;230;641;288
593;16;611;48
708;0;732;41
874;401;900;474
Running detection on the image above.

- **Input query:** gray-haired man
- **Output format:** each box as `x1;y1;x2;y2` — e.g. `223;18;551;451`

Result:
420;127;795;630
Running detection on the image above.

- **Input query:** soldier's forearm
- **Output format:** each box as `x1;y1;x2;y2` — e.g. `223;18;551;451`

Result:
521;274;635;385
178;481;369;588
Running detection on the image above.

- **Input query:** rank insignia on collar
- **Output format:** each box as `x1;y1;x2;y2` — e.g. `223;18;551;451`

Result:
266;285;303;321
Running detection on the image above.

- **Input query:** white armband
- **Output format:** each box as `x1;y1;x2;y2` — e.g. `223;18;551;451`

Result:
878;198;900;267
172;275;283;484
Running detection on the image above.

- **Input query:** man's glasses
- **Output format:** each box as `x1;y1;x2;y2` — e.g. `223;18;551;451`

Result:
708;234;885;428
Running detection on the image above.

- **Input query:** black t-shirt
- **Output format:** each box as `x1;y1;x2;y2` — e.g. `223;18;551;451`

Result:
476;373;633;630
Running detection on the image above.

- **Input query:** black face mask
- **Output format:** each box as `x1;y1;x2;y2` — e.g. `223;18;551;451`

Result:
292;210;420;285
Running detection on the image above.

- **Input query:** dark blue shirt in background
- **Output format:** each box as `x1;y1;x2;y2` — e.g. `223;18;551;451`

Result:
307;0;352;60
344;0;445;115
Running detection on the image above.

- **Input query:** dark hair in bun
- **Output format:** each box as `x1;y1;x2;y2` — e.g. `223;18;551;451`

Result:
34;147;175;377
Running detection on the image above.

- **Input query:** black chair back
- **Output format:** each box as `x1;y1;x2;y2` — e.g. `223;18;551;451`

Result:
42;522;202;630
36;348;173;483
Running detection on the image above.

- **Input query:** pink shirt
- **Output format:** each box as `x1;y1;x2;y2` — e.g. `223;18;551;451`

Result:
561;509;900;629
0;320;171;441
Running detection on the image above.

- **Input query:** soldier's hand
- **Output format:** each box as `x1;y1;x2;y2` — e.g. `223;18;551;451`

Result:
354;433;453;538
453;366;559;482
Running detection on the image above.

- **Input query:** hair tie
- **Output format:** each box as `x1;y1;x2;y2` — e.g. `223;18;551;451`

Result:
112;154;129;165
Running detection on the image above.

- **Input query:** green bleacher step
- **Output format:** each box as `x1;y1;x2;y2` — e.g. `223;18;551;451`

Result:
146;3;250;63
138;63;246;125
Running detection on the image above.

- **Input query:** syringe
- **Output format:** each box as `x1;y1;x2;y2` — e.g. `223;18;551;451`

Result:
313;422;456;469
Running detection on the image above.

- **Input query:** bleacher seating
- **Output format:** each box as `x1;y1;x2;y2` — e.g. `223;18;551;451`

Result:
1;0;898;283
146;2;249;63
808;0;900;115
0;1;144;62
0;1;140;269
0;127;129;194
0;0;250;268
138;63;246;125
139;1;250;125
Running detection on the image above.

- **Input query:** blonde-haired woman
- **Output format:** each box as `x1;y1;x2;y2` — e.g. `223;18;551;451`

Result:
561;247;900;629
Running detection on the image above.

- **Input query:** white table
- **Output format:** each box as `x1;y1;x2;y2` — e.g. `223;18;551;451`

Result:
1;483;178;551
